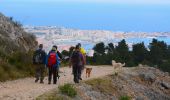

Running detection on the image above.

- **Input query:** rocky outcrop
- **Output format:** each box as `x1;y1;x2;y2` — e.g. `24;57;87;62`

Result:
0;13;37;53
76;67;170;100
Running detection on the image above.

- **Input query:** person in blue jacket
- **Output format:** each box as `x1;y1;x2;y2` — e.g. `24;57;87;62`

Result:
46;45;60;84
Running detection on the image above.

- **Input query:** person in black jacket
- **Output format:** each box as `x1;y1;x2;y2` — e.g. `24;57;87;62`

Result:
69;45;85;83
33;44;47;83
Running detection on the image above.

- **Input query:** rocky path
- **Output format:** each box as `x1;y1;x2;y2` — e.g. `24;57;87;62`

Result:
0;66;114;100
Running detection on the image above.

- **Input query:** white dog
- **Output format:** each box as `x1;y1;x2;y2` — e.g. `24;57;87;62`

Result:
112;60;125;69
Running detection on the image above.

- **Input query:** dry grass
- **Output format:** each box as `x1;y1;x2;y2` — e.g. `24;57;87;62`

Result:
36;89;71;100
85;76;116;95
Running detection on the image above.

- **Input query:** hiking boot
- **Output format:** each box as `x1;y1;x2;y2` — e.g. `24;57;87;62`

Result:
53;82;56;84
79;77;82;80
75;80;79;83
74;79;79;83
40;81;44;84
35;79;39;83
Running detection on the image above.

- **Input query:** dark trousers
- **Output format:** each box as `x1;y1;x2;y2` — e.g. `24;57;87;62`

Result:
35;64;45;82
81;65;85;76
48;67;58;84
73;65;82;83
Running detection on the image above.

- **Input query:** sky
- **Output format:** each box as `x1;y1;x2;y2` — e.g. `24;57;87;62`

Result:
0;0;170;32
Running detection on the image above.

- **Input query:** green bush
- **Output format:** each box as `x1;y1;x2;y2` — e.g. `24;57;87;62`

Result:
0;50;35;81
59;84;77;97
119;96;131;100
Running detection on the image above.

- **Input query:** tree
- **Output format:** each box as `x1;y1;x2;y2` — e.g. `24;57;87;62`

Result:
132;42;148;65
149;39;168;65
93;42;105;55
106;43;115;54
115;39;130;64
61;50;69;57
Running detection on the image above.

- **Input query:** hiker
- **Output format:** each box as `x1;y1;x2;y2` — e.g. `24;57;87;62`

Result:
33;44;47;83
46;45;60;84
77;43;86;80
69;45;85;83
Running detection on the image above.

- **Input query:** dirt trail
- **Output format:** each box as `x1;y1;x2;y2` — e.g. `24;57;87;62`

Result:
0;66;114;100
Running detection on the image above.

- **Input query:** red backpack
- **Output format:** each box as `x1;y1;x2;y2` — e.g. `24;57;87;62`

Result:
48;52;57;67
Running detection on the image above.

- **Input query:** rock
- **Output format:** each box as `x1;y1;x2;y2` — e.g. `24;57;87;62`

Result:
160;81;170;89
164;72;169;76
139;72;156;83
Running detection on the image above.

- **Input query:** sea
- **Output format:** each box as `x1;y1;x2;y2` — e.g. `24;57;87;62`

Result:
81;37;170;51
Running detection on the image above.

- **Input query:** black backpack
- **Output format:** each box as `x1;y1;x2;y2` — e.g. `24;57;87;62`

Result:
33;50;44;64
71;51;81;65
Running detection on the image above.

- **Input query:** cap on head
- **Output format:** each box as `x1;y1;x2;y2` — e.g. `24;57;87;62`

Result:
39;44;43;49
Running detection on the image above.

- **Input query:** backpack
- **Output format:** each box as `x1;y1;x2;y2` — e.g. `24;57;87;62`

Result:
71;51;81;65
33;50;44;64
47;51;57;67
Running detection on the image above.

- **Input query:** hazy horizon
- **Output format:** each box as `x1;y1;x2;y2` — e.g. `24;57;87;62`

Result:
0;0;170;32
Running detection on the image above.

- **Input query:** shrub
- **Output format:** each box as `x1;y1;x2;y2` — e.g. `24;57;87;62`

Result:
85;77;115;94
0;50;35;81
59;84;77;97
119;96;131;100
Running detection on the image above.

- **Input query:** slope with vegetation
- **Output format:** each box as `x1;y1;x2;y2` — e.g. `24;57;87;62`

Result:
0;13;37;81
37;66;170;100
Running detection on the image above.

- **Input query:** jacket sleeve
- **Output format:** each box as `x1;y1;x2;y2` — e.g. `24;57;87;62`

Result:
46;52;50;66
56;53;60;67
57;51;63;59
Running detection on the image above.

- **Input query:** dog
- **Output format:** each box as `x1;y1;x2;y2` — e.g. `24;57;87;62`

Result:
112;60;125;69
86;68;92;78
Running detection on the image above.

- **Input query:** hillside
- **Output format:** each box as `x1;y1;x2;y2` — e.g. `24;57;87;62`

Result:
0;13;37;81
0;13;37;53
37;66;170;100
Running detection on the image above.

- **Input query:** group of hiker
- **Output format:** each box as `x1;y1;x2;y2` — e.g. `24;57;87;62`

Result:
33;43;86;84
